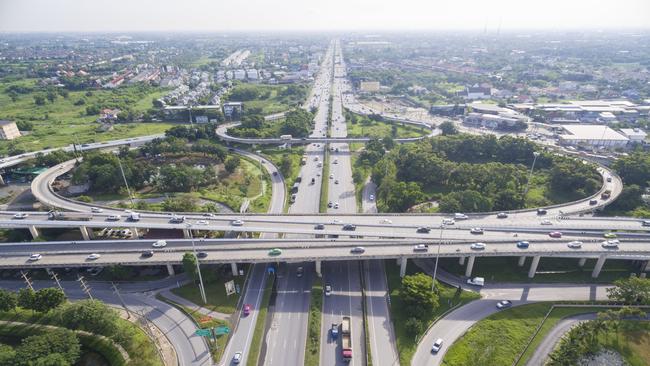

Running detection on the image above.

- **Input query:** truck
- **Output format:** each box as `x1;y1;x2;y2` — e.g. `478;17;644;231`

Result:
341;316;352;362
601;189;612;199
128;212;141;222
467;277;485;286
280;134;292;140
330;323;339;339
47;211;93;221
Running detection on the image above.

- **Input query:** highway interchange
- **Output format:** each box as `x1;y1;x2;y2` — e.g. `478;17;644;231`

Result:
0;39;648;366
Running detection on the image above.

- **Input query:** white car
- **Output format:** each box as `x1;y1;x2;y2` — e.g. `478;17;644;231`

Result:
540;219;552;225
413;244;429;252
442;218;455;225
90;207;103;213
28;254;42;261
601;240;620;248
107;214;121;221
152;240;167;248
324;285;332;296
567;241;583;249
231;219;244;226
380;218;392;224
369;194;375;201
431;338;444;353
334;202;340;209
470;242;486;250
470;227;484;234
454;213;469;220
233;352;242;364
333;159;338;164
13;213;28;219
329;174;334;179
87;253;101;260
196;220;209;225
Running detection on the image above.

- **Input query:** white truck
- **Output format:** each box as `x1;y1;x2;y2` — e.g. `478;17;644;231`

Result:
467;277;485;286
280;134;292;140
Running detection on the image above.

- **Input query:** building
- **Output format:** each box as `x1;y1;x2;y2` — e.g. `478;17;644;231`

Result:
620;128;647;144
558;125;629;149
457;84;492;100
0;120;21;140
223;102;244;118
359;81;380;92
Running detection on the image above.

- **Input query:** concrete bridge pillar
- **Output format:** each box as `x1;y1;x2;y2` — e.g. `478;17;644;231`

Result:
399;257;408;278
592;255;607;278
79;226;92;241
528;256;541;279
231;262;239;276
315;260;322;277
130;228;140;239
578;258;587;267
0;175;5;186
166;264;175;276
458;256;466;265
183;229;191;239
518;256;526;267
28;225;40;239
465;256;475;277
643;261;650;272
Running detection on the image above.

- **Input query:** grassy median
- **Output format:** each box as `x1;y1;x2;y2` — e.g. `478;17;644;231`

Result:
319;149;330;213
305;280;323;366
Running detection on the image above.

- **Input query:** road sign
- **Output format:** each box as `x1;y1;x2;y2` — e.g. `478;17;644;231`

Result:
214;326;230;335
225;280;236;296
194;329;212;337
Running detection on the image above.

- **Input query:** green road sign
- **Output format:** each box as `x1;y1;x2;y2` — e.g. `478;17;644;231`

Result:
194;329;212;337
214;326;230;335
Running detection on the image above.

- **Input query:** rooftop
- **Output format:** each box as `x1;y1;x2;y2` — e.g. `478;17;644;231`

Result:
560;125;629;141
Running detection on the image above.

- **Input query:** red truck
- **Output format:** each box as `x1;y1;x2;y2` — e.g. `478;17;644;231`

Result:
341;316;352;362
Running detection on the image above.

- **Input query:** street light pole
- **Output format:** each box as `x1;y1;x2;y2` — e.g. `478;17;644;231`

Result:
432;224;444;292
186;224;207;304
523;151;541;196
116;155;135;208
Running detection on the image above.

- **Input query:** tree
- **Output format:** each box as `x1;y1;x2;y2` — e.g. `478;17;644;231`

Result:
607;276;650;304
224;155;241;174
439;121;458;135
0;289;17;312
0;344;16;365
401;273;439;319
182;252;199;281
17;288;35;311
58;299;119;337
404;317;425;337
33;94;46;105
280;154;293;177
14;328;80;366
32;288;66;313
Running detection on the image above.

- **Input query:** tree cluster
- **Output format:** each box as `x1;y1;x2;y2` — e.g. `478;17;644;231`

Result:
0;328;81;366
401;273;439;335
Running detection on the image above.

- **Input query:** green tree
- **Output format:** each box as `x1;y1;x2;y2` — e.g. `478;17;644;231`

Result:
32;288;66;313
182;252;199;281
58;299;119;337
607;276;650;304
439;121;458;135
14;329;80;366
33;94;46;105
224;155;241;174
280;154;293;177
404;317;425;337
17;288;35;311
0;289;17;312
0;344;16;364
401;273;439;319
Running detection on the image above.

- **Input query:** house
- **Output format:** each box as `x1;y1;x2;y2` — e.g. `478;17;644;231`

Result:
458;84;492;100
0;120;21;140
99;108;121;121
223;102;244;118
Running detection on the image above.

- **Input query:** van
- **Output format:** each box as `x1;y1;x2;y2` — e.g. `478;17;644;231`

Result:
467;277;485;286
129;212;141;222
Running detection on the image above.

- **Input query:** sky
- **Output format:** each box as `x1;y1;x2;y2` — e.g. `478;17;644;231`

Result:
1;0;649;32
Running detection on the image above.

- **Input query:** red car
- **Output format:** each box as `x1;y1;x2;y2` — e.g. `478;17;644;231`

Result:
243;304;251;316
549;231;562;238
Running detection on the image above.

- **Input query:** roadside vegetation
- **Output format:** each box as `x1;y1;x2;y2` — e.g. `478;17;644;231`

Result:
305;280;323;366
261;146;305;211
602;151;650;217
224;83;309;115
384;260;479;365
229;108;314;138
345;109;430;139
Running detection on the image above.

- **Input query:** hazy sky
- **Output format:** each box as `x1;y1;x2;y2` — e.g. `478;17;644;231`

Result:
1;0;649;32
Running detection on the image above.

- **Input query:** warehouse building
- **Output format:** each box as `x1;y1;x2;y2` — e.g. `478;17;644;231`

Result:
558;125;629;149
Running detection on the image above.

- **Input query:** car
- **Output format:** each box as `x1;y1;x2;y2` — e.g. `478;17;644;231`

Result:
141;251;154;258
443;218;455;225
297;267;304;277
516;241;530;249
369;194;375;201
537;208;548;215
416;227;431;234
431;338;444;353
331;323;339;339
315;224;325;230
314;156;319;161
87;253;101;260
540;219;552;225
334;203;339;209
602;240;620;248
413;244;429;252
324;285;332;296
328;201;333;208
243;304;251;316
268;248;282;256
454;213;469;220
549;231;562;238
567;241;583;249
90;207;103;213
380;218;393;224
603;232;617;239
342;224;356;231
333;159;338;164
28;253;42;261
317;162;323;168
334;179;339;184
470;242;486;250
197;252;208;259
470;227;484;234
13;213;28;219
196;220;209;225
497;212;508;219
496;300;513;309
642;220;650;227
169;215;185;223
233;352;242;364
273;171;278;176
107;214;121;221
231;219;244;226
329;174;334;179
311;178;316;184
152;240;167;248
350;246;365;254
589;199;598;205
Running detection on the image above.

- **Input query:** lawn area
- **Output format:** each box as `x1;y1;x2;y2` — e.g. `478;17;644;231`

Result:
170;264;247;315
385;259;480;365
249;274;275;365
305;280;323;366
438;256;637;284
224;83;308;115
319;149;330;213
0;79;174;155
347;118;430;139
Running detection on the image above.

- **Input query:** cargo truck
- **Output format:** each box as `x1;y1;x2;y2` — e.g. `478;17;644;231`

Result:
47;211;93;221
341;316;352;362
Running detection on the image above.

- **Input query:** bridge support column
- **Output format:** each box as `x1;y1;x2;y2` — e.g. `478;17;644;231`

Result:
315;261;322;277
578;258;587;267
643;261;650;272
465;256;475;277
130;228;139;239
518;256;526;267
183;229;191;239
528;256;541;279
458;256;465;265
79;226;92;241
166;264;175;276
592;255;607;278
399;257;407;278
28;225;40;239
0;175;4;186
231;262;239;276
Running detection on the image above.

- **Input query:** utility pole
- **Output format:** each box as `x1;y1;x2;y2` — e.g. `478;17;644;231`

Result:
49;270;64;292
116;155;135;208
77;275;93;300
20;270;34;291
111;282;131;319
523;151;541;196
186;224;207;304
432;224;444;292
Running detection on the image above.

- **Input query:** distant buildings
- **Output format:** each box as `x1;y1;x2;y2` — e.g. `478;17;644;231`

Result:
463;103;529;130
511;100;650;124
457;84;493;100
99;108;121;121
620;128;648;144
558;125;630;149
0;120;21;140
360;81;380;92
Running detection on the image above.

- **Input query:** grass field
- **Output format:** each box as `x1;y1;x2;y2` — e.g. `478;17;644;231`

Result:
225;83;307;115
438;256;636;284
347;119;430;139
595;321;650;366
170;265;247;315
305;280;323;366
385;259;480;365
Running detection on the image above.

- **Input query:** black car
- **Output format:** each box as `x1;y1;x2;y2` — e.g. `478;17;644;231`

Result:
589;199;598;205
273;171;278;176
537;208;548;215
342;224;357;231
228;148;235;152
141;250;154;258
315;224;325;230
416;227;431;234
197;252;208;259
327;201;333;208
